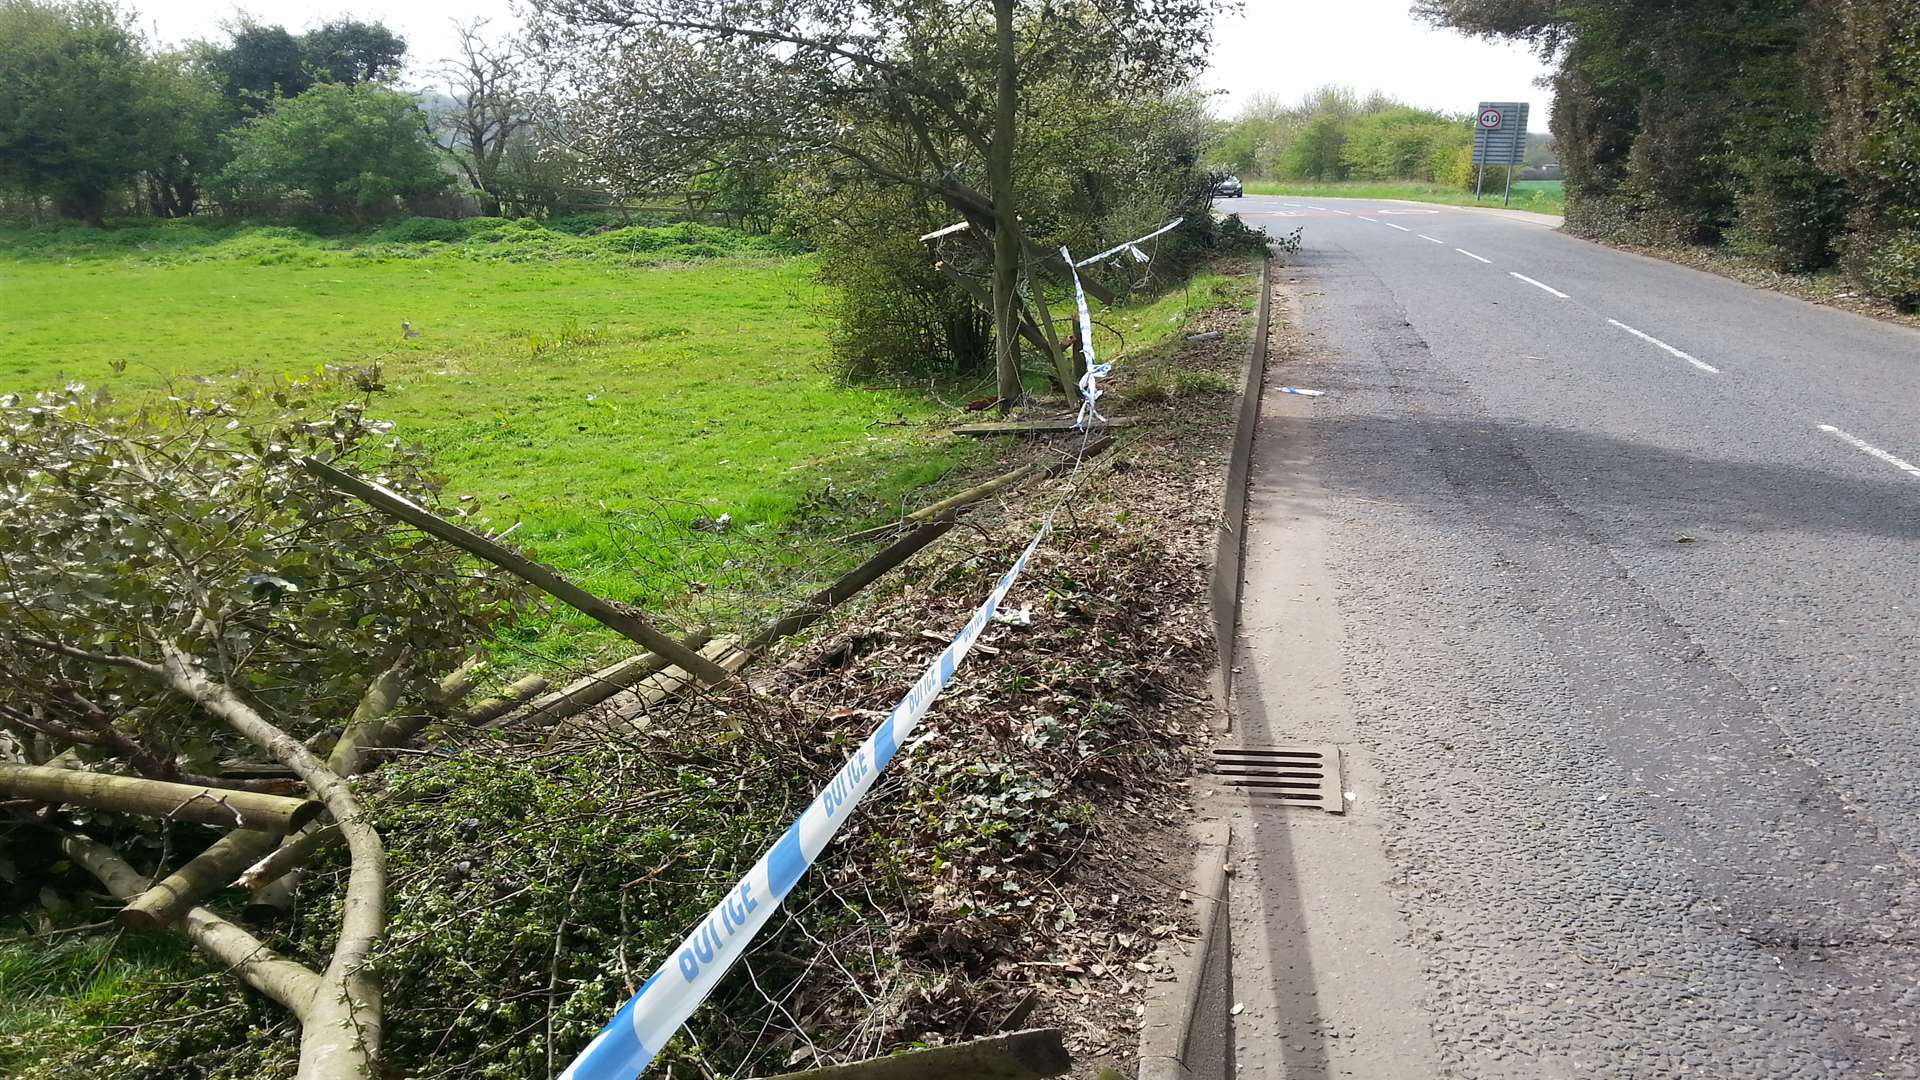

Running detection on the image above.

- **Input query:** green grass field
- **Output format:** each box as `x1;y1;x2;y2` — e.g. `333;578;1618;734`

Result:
0;219;989;670
1242;178;1566;215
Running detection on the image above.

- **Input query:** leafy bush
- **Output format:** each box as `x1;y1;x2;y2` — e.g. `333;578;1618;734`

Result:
0;376;526;795
216;83;448;218
372;216;467;243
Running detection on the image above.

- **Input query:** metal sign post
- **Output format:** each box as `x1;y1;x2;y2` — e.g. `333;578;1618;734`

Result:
1472;102;1529;206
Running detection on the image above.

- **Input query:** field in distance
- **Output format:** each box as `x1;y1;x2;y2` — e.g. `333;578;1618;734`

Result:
1242;178;1566;215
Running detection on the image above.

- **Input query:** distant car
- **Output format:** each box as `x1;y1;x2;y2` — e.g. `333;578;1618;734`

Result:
1211;173;1243;198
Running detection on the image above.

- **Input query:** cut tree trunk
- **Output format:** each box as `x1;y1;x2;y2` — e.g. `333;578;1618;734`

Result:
118;828;282;931
0;763;322;832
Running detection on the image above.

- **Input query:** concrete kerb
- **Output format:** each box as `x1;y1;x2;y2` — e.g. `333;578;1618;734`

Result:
1137;820;1231;1080
1135;247;1272;1080
1207;249;1273;722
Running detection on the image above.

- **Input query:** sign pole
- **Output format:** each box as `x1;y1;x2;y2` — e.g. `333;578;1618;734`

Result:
1503;165;1513;207
1476;163;1484;200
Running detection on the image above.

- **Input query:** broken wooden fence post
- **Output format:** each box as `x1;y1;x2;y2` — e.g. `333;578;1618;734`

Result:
761;1028;1071;1080
301;457;731;685
0;763;323;832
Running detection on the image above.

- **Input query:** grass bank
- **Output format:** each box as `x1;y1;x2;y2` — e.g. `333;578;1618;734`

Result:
1243;178;1566;215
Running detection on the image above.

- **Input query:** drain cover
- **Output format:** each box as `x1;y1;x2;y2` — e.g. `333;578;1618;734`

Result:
1209;744;1344;813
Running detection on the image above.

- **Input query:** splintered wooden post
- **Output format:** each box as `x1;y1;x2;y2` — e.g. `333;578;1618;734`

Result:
301;458;731;685
0;763;322;833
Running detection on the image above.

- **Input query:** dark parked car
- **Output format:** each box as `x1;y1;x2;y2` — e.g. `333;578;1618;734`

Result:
1211;172;1243;198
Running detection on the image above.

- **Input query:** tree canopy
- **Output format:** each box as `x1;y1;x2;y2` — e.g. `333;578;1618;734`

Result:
0;0;161;223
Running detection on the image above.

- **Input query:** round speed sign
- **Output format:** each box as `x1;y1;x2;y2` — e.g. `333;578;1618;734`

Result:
1477;108;1504;129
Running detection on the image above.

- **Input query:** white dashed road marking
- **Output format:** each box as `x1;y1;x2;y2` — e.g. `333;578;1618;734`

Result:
1331;209;1352;215
1818;425;1920;479
1606;319;1719;373
1383;222;1412;232
1358;216;1378;222
1306;205;1328;211
1509;272;1570;298
1419;234;1445;244
1455;248;1492;264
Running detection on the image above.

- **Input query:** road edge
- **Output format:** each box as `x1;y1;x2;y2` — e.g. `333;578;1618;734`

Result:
1208;249;1273;720
1135;246;1272;1080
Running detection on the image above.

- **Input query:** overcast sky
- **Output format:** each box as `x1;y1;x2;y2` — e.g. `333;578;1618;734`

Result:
1202;1;1554;129
132;0;1554;131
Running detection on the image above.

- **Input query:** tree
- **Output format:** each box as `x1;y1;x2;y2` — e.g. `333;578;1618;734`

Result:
1280;114;1349;180
0;378;526;1078
0;0;156;224
218;83;449;217
533;0;1227;411
430;19;546;217
300;18;407;85
140;49;228;216
206;20;312;110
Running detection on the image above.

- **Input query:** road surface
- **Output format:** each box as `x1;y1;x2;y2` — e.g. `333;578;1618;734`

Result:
1218;195;1920;1079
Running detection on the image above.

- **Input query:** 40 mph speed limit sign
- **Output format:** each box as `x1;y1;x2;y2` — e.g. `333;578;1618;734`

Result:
1478;107;1504;129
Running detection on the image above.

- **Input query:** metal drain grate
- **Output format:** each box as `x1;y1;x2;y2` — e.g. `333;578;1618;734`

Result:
1209;744;1344;813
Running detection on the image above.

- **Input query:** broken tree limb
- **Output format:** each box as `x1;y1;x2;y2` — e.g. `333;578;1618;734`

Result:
840;435;1114;544
761;1028;1070;1080
237;823;341;892
952;418;1138;437
62;831;322;1014
302;458;731;686
748;520;959;650
118;828;283;931
153;640;385;1079
935;262;1053;354
508;629;714;728
0;763;322;832
465;673;552;727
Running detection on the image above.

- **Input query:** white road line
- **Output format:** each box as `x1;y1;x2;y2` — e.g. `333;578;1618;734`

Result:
1606;318;1719;373
1358;216;1378;222
1509;271;1570;298
1383;222;1412;232
1306;205;1328;211
1331;209;1352;216
1419;234;1445;244
1455;248;1492;263
1817;424;1920;479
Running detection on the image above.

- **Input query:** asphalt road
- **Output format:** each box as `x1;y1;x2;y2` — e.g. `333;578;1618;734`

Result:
1220;195;1920;1078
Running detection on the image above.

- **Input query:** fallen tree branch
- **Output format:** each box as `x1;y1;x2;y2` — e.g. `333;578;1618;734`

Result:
840;435;1113;543
155;640;386;1079
301;458;731;685
62;830;322;1017
0;763;322;832
118;828;283;931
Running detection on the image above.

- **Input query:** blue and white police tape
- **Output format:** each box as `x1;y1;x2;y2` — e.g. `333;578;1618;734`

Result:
1073;217;1184;268
560;519;1055;1080
1277;387;1325;397
1060;244;1103;430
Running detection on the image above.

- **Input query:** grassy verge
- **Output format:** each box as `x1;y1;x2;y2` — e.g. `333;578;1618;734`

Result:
1243;178;1566;215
